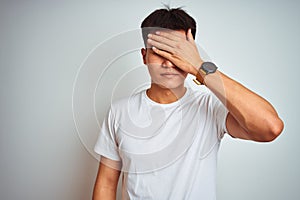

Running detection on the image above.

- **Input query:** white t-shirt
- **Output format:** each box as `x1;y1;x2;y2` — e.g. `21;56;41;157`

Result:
94;86;228;200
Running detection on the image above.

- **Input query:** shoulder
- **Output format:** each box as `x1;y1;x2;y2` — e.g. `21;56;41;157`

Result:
110;90;145;112
187;86;218;105
189;86;210;97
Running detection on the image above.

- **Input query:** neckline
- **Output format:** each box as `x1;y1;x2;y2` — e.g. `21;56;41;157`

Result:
143;87;190;107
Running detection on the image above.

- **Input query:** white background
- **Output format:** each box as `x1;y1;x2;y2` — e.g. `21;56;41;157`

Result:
0;0;299;199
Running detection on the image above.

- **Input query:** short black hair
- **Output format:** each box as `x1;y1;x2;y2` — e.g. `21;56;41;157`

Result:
141;7;196;47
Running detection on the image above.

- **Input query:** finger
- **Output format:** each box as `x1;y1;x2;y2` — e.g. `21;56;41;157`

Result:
147;38;174;54
152;46;173;60
152;47;189;74
148;33;176;48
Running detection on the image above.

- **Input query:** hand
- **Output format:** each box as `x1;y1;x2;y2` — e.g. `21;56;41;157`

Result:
147;29;203;76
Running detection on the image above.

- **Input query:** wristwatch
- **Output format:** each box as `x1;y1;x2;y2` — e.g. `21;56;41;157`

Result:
193;62;218;85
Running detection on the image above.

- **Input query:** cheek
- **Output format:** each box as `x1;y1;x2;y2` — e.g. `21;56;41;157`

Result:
147;65;159;77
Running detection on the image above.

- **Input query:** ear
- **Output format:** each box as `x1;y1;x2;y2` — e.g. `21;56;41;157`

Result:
141;48;147;65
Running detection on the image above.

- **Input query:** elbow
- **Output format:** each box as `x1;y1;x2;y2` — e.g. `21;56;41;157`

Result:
263;117;284;142
271;118;284;140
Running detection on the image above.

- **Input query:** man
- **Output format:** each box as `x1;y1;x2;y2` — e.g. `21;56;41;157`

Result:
93;7;284;200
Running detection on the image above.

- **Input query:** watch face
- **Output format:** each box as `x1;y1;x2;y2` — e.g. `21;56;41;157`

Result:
202;62;217;74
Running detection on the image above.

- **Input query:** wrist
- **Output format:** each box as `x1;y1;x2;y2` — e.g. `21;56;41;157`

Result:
193;62;218;85
193;71;205;85
191;60;203;76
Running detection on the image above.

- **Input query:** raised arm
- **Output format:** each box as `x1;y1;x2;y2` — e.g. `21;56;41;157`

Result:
93;157;121;200
147;29;284;142
201;70;283;142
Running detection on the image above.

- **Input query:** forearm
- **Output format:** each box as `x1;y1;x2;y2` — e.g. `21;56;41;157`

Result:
203;70;284;141
93;186;117;200
93;159;121;200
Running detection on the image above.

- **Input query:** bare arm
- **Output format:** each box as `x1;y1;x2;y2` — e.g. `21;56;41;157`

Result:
202;70;284;142
93;157;121;200
147;29;284;142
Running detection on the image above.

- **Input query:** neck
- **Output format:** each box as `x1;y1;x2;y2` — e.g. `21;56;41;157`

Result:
146;83;187;104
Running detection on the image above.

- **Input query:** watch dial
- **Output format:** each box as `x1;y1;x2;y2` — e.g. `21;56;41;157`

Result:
203;62;217;73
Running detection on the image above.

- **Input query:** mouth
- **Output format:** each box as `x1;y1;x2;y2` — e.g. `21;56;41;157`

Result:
160;73;180;78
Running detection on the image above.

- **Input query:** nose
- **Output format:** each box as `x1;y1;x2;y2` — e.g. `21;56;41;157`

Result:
162;59;175;68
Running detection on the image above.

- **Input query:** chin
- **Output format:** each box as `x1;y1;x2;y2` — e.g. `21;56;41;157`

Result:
152;76;186;89
158;82;185;90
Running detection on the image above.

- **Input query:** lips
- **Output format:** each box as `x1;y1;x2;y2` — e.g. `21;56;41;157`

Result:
161;72;179;75
161;73;180;78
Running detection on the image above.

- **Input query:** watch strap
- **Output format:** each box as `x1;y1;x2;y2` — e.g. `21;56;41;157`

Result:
193;62;217;85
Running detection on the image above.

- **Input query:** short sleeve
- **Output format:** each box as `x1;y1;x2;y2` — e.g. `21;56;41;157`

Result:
94;108;121;161
211;94;229;140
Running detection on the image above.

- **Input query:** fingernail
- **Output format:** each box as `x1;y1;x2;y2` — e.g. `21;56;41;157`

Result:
148;33;152;38
156;31;160;35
